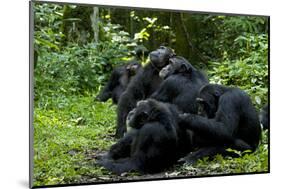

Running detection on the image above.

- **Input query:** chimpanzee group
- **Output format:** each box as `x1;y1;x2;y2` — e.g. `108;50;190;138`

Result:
96;46;268;175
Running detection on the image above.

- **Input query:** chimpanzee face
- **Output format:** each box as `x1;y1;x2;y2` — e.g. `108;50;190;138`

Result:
135;46;149;60
126;100;152;130
196;85;221;118
126;99;166;130
149;46;175;68
126;62;141;76
159;56;192;79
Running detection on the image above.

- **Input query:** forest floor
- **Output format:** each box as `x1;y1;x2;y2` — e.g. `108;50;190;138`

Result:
32;95;268;187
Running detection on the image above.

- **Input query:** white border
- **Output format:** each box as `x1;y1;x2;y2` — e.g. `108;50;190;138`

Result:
1;0;280;189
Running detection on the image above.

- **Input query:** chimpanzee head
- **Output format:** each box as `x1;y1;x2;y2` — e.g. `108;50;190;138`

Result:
196;84;224;118
134;45;149;60
126;99;169;130
159;56;194;79
149;46;176;68
126;61;142;76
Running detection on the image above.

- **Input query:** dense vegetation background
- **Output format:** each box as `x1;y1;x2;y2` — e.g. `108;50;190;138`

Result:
32;2;269;187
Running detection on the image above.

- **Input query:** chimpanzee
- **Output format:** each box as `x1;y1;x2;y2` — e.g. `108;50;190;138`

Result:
178;84;261;164
95;60;142;104
96;46;148;104
260;104;269;130
133;45;149;61
148;56;208;157
151;56;208;114
97;99;179;174
115;46;176;138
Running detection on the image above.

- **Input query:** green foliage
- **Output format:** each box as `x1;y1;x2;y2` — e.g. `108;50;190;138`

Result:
34;3;64;52
34;41;131;101
61;5;94;45
34;3;141;98
192;15;268;61
130;11;175;44
207;33;268;108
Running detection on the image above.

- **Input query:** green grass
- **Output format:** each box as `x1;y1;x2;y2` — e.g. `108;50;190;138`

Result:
33;95;117;186
33;95;268;187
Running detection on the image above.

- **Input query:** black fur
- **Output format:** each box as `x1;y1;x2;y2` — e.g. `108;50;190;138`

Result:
96;60;142;104
179;84;261;163
260;104;269;130
115;46;176;138
151;56;208;114
150;56;208;157
97;99;179;174
134;45;149;60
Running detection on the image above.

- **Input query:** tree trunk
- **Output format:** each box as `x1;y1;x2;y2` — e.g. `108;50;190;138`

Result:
91;7;99;43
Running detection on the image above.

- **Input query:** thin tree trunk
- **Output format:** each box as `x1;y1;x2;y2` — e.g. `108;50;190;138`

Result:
169;12;173;45
130;11;134;38
180;13;208;64
91;7;99;43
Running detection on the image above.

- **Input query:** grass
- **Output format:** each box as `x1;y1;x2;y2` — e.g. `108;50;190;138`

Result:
32;94;269;187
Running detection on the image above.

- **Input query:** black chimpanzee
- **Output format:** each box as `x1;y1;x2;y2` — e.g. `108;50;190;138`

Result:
97;99;179;174
95;46;148;104
151;56;208;114
133;45;149;60
115;46;176;138
95;60;142;104
260;104;269;130
149;56;208;157
178;84;261;164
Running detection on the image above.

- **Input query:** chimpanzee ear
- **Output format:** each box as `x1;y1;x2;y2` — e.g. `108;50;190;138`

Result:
169;52;176;58
180;64;192;73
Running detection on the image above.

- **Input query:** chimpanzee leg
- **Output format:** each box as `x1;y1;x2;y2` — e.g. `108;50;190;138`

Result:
178;146;240;165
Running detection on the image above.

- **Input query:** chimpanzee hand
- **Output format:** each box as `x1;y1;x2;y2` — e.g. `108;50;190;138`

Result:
178;113;195;130
179;113;191;120
179;113;196;123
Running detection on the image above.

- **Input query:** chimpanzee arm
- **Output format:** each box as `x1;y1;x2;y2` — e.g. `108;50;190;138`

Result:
96;87;112;101
115;91;138;138
180;95;240;143
96;68;123;101
150;85;169;102
150;78;178;102
180;114;254;152
108;130;137;159
233;138;253;151
97;157;138;175
180;114;235;143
